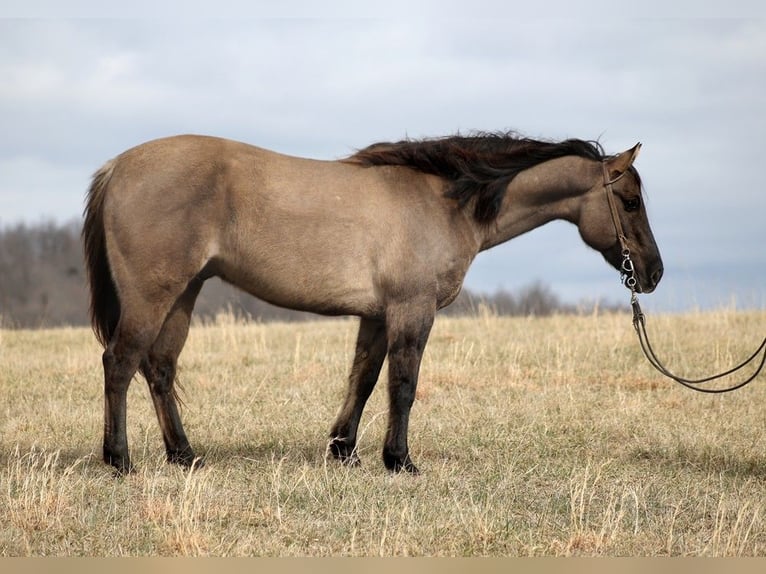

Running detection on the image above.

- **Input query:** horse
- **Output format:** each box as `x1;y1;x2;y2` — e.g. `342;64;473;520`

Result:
82;131;663;475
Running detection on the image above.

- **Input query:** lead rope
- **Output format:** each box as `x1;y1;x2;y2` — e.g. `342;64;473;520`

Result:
604;162;766;393
629;289;766;394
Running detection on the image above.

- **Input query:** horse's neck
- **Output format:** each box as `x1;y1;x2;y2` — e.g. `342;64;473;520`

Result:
478;156;596;251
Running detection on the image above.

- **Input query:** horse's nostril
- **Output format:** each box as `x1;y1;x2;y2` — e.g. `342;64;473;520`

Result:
651;266;664;286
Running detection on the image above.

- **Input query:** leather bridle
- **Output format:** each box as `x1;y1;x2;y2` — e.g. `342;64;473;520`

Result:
602;160;766;393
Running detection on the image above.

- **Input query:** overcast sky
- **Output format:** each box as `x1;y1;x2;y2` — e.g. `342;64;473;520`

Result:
1;4;764;312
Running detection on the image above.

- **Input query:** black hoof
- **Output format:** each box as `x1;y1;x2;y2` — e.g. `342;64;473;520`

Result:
383;451;420;474
167;449;204;470
104;452;134;477
327;438;362;467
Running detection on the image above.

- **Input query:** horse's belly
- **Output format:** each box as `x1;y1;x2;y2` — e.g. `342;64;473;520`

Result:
214;250;381;317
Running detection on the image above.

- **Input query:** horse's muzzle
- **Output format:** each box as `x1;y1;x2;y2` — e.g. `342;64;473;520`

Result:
637;264;663;294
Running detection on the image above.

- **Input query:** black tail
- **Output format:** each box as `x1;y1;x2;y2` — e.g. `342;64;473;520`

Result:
82;159;120;347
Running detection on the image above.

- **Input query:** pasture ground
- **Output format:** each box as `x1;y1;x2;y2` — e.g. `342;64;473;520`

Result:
1;308;765;556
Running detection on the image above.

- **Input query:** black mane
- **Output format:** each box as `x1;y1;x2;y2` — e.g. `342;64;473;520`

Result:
347;131;610;222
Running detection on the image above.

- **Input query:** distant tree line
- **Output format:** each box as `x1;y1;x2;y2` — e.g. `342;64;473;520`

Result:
0;221;625;329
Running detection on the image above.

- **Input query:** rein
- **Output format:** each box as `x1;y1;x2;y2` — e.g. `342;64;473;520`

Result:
602;162;766;393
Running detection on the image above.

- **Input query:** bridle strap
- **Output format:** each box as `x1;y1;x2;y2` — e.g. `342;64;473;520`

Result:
602;162;629;253
601;160;766;393
602;162;637;290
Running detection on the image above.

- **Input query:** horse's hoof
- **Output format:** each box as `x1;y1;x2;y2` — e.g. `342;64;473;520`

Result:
109;461;135;477
104;450;134;476
383;451;420;475
327;438;362;466
167;449;203;470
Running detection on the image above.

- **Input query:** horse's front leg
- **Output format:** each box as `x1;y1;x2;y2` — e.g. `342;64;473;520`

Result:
383;302;435;474
328;317;387;466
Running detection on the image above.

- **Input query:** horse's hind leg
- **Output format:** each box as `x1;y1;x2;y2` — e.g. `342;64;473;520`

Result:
103;304;170;474
328;317;387;466
140;278;203;469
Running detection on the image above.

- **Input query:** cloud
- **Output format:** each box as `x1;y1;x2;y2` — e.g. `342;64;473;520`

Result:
0;17;764;310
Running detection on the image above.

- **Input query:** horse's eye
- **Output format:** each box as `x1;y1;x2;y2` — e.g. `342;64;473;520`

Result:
623;197;641;212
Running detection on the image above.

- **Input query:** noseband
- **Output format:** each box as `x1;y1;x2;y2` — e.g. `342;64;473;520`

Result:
601;160;766;393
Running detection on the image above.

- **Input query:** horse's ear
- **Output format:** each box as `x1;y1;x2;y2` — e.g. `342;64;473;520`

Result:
606;142;641;180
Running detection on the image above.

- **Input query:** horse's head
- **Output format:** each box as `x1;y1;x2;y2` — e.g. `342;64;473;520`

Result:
578;144;663;293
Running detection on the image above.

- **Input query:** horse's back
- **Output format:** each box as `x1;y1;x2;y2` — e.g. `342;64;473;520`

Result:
98;134;474;318
98;135;381;315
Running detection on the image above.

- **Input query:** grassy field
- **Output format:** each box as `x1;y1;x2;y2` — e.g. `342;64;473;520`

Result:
1;308;765;556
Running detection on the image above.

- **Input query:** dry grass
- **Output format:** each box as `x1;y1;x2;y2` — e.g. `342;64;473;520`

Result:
1;308;765;556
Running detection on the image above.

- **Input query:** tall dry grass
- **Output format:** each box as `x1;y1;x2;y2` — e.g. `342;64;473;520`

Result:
1;308;765;555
